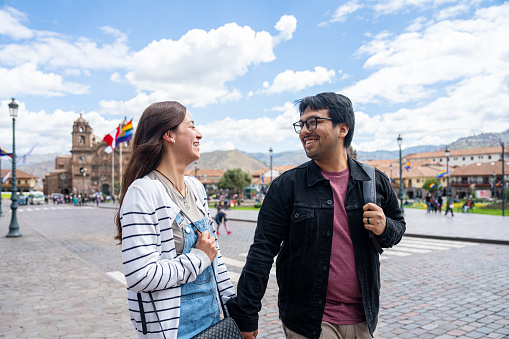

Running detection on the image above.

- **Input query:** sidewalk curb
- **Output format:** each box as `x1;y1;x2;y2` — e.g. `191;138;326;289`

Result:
228;218;509;246
404;233;509;246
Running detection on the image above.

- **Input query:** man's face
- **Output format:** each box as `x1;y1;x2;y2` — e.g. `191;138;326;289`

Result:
299;107;344;162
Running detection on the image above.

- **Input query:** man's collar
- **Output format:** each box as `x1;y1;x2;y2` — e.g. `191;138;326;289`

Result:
306;156;371;186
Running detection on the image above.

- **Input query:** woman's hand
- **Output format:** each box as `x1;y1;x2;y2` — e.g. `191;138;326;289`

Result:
195;230;218;263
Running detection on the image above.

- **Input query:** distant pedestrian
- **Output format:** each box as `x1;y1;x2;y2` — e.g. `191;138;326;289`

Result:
96;196;100;207
437;195;443;213
215;200;231;235
73;196;78;207
444;197;454;217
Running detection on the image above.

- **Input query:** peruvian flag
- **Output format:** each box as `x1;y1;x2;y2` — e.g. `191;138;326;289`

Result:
103;125;120;154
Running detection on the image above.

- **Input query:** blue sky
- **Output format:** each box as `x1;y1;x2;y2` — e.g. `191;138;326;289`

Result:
0;0;508;157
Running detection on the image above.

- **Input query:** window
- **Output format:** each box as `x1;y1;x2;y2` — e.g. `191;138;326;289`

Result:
471;156;474;160
488;155;492;159
462;157;465;161
79;136;85;144
477;176;483;184
103;164;108;171
479;156;483;159
80;127;84;132
416;179;420;183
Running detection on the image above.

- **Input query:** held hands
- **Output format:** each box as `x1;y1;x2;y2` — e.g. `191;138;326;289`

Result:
363;203;387;236
241;330;258;339
195;230;217;263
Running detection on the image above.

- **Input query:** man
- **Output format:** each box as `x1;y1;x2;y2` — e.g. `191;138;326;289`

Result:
226;92;406;339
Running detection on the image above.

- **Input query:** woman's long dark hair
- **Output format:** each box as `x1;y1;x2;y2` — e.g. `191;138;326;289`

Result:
115;101;186;243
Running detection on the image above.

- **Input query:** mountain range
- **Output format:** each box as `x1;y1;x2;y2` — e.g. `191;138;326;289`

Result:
12;129;509;178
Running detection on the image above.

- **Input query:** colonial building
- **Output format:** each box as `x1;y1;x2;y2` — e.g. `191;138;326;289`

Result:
449;159;509;199
44;115;132;197
366;159;448;199
0;168;38;193
405;146;508;167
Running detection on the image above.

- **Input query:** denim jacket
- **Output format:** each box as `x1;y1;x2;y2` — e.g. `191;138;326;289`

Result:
227;157;406;338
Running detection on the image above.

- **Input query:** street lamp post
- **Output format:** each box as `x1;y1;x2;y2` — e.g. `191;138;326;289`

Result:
0;156;3;218
269;147;273;186
501;141;505;217
6;98;21;237
397;135;404;215
445;146;450;202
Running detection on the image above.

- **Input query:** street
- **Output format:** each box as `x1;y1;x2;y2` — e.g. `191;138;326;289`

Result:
1;204;508;338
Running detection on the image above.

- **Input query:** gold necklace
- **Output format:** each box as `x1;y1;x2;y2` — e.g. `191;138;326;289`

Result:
154;169;190;210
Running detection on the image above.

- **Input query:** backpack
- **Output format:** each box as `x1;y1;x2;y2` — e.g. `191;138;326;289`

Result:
360;163;384;255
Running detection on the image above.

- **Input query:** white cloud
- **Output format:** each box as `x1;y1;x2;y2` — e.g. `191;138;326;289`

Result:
327;0;364;24
0;63;89;97
273;15;297;44
263;67;336;94
102;16;295;111
0;98;131;155
0;24;133;71
197;102;299;152
0;7;33;40
343;2;509;151
344;3;509;105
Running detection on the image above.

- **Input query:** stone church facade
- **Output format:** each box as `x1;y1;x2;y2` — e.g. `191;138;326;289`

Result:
44;115;131;197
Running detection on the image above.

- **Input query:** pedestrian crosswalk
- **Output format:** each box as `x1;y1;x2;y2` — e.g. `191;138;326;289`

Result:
379;237;478;260
106;238;479;285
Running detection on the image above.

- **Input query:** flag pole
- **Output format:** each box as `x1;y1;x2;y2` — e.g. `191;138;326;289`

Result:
112;147;114;201
120;141;123;197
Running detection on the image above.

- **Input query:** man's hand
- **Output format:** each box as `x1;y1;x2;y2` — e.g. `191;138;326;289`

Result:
195;230;217;263
241;330;258;339
363;203;387;235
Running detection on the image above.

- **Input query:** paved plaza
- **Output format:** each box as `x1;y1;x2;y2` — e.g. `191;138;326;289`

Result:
0;203;508;338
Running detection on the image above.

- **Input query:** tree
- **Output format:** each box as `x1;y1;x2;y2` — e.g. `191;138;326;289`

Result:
218;168;252;194
422;178;440;195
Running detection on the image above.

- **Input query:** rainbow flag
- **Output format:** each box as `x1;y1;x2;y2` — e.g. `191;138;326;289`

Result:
436;170;446;178
116;119;133;144
404;162;411;171
0;146;13;158
429;183;436;189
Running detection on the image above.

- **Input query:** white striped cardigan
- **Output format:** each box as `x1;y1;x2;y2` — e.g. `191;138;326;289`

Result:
120;175;236;338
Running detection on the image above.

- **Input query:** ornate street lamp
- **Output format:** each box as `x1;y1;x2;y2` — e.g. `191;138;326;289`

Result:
397;135;404;215
501;141;505;217
269;147;273;186
6;98;21;237
0;156;3;218
445;147;450;201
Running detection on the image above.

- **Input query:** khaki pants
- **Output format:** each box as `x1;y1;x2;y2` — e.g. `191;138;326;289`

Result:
283;321;378;339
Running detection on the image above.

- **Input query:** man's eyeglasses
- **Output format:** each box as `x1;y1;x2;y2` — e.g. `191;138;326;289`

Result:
293;117;333;134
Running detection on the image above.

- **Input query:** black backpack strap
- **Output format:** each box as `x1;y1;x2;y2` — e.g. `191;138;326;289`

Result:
360;163;384;255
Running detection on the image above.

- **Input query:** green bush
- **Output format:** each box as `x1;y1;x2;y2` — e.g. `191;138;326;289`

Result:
253;203;263;209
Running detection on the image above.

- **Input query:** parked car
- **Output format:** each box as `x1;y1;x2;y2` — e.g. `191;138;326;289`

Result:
28;191;45;205
17;193;27;205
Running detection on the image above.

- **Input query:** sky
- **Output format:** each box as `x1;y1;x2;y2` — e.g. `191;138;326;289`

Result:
0;0;508;158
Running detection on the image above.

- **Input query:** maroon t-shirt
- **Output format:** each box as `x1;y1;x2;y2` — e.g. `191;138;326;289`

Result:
321;168;366;324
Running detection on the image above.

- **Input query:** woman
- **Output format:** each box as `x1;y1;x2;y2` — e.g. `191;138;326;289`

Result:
115;101;236;338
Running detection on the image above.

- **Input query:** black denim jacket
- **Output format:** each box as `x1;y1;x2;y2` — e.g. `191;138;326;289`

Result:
227;157;406;338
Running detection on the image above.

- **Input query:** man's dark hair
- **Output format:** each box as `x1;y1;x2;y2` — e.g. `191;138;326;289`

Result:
295;92;355;148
